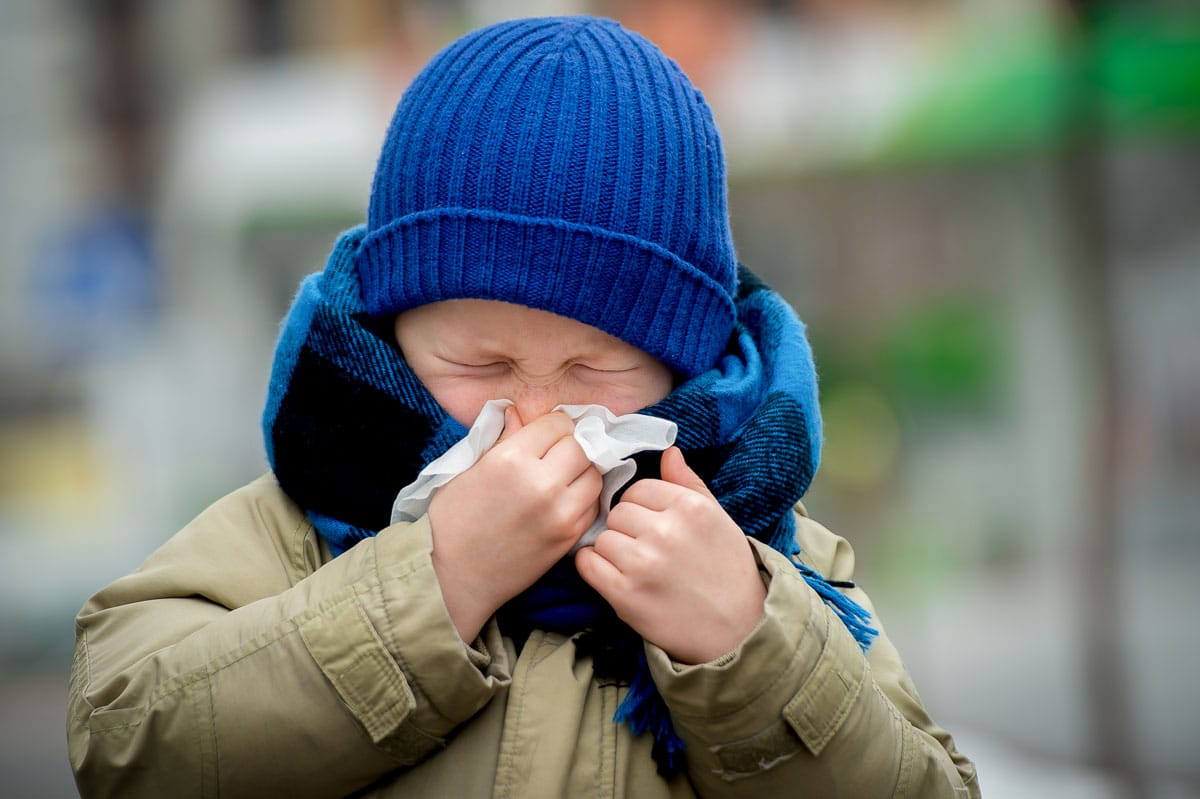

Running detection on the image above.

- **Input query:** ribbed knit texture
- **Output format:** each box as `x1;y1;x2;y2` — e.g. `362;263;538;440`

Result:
354;16;738;378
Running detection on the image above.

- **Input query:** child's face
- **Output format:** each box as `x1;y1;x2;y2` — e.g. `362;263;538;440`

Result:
395;299;674;427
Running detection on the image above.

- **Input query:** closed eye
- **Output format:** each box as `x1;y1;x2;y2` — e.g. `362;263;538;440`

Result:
571;362;639;376
442;359;510;373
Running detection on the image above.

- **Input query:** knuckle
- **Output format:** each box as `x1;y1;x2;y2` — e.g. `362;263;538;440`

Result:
653;521;682;549
525;469;558;500
550;498;587;535
489;446;522;471
677;491;711;517
636;546;665;576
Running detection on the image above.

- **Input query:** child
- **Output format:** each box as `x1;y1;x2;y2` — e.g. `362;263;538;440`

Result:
68;16;979;798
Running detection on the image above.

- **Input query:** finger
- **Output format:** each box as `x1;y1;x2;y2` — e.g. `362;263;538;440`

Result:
565;461;603;497
616;476;687;512
496;403;524;443
503;410;576;456
562;467;604;528
605;499;661;538
590;527;641;567
574;544;628;597
660;447;716;499
542;434;594;480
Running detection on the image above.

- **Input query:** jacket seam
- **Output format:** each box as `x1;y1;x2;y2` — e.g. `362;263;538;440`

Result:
375;579;456;729
372;541;400;659
288;509;312;580
895;688;917;798
76;626;95;711
494;640;532;799
86;665;213;733
319;598;415;739
787;607;867;755
373;552;488;731
202;670;217;798
601;680;617;799
86;586;375;733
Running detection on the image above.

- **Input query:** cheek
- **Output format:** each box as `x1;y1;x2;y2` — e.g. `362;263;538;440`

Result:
586;375;673;416
615;367;674;412
420;377;496;428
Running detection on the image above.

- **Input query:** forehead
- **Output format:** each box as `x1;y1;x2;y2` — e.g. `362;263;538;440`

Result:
396;299;632;357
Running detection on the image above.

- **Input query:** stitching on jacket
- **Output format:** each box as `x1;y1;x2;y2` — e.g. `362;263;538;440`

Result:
308;613;384;726
89;587;372;735
498;632;560;799
343;599;414;737
200;671;217;797
75;626;95;710
248;481;310;584
87;665;213;734
371;541;401;663
600;679;617;799
373;551;493;730
493;635;534;799
289;509;311;579
708;718;803;781
782;602;868;755
375;582;446;728
893;684;916;798
892;689;973;798
713;750;799;782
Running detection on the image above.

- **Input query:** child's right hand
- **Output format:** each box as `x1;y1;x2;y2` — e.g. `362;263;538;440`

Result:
427;406;603;642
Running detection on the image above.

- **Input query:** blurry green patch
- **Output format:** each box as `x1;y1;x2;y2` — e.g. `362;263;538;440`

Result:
878;300;1006;417
867;519;962;604
881;16;1071;163
1095;9;1200;135
820;383;902;493
880;7;1200;165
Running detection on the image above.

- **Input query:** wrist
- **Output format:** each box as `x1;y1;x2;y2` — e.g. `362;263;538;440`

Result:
666;588;766;666
430;549;494;643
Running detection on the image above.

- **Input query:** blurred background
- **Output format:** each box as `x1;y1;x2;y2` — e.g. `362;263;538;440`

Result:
1;0;1197;796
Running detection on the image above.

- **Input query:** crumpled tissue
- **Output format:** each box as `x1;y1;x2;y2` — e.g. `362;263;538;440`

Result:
390;399;677;549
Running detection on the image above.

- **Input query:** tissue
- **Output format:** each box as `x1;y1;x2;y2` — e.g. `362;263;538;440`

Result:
390;399;677;548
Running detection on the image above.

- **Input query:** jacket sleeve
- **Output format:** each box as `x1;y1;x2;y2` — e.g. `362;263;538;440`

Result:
67;476;511;799
648;511;980;798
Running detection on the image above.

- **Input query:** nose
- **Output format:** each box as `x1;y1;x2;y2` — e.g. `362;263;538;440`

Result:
511;384;563;423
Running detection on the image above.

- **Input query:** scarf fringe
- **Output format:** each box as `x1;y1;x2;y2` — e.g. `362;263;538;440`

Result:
795;563;879;652
613;648;688;778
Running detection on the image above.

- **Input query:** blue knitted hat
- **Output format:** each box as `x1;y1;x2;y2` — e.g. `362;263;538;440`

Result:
354;16;738;377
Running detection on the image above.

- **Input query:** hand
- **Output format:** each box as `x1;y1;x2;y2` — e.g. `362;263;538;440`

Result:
575;447;767;665
428;407;603;642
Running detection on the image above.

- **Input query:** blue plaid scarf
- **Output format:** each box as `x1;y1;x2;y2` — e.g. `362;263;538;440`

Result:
263;226;876;778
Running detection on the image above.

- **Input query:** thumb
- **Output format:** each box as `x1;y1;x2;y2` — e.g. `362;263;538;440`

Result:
497;403;524;443
660;446;715;499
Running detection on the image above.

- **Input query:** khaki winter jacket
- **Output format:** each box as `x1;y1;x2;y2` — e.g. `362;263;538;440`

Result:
68;474;979;798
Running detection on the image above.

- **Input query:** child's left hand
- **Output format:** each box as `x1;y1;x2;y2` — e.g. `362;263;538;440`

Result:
575;447;767;665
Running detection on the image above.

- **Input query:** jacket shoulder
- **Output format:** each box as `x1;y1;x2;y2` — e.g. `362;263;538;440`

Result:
790;502;857;584
104;474;321;612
